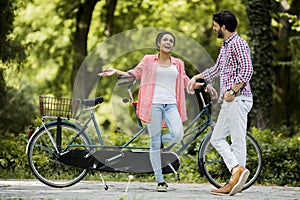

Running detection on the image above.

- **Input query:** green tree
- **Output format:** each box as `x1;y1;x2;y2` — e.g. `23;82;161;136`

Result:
0;0;25;102
0;0;25;63
247;0;300;130
0;0;33;133
272;0;300;132
247;0;274;129
8;0;300;132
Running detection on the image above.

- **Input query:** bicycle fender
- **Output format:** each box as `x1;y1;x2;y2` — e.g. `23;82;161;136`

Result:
198;133;212;177
25;125;44;154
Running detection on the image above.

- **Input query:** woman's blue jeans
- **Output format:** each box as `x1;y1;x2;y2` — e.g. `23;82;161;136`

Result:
147;104;184;183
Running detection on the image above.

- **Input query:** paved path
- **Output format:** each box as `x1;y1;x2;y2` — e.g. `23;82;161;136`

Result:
0;180;299;200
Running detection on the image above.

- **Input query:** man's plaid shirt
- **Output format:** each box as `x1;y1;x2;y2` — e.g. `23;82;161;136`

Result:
202;33;253;101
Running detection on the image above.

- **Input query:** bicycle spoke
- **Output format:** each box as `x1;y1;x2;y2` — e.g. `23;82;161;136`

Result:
198;133;262;190
27;122;91;188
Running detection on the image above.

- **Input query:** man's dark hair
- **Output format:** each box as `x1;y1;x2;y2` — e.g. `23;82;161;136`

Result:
212;10;238;32
155;31;176;49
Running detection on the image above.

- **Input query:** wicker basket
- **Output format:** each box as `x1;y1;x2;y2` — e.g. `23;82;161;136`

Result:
39;96;80;119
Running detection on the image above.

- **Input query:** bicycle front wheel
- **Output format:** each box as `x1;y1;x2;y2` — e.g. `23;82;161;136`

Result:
198;132;262;191
27;121;91;188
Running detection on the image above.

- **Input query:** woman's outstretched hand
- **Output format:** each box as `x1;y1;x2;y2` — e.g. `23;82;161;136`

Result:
98;68;117;76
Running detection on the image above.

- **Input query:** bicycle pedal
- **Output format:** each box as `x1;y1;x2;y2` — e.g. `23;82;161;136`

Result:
92;163;97;169
84;149;96;158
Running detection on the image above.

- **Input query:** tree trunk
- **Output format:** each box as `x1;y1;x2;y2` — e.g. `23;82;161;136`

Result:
71;0;118;99
272;0;296;129
0;68;6;105
103;0;118;37
70;0;100;90
247;0;274;129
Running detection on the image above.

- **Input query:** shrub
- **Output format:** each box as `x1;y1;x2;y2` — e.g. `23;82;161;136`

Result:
0;132;34;179
250;127;300;186
0;86;37;133
1;126;299;187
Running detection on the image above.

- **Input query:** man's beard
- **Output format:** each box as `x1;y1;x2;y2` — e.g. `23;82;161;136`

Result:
217;29;224;38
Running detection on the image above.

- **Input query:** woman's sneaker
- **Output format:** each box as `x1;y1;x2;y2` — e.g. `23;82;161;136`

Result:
157;182;168;192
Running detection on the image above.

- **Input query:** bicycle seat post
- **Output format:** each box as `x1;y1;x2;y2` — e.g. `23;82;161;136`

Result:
127;79;136;102
128;87;134;102
199;91;208;108
56;117;62;152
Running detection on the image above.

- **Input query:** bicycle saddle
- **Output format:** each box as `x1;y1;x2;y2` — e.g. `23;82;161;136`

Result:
82;97;104;106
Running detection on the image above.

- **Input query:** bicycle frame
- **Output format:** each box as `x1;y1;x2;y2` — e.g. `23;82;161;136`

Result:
174;104;213;155
28;75;214;160
40;87;214;158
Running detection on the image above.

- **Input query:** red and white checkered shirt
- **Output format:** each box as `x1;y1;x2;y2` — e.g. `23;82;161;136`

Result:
201;32;253;101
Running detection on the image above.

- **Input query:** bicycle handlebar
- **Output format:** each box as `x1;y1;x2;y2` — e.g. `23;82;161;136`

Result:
118;75;135;79
117;75;136;86
194;80;207;92
117;80;131;86
82;97;104;107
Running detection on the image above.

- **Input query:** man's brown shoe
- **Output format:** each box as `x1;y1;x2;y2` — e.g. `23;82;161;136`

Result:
211;183;231;195
229;166;250;196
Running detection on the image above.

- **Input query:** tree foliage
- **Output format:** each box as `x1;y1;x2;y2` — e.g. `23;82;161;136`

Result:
0;0;29;134
0;0;26;64
271;0;300;133
1;0;299;134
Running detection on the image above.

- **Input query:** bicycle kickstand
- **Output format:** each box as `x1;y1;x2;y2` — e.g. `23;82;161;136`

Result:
168;162;180;181
93;163;108;190
99;171;108;190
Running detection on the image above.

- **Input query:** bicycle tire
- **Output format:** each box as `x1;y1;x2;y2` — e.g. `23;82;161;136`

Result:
198;132;262;191
27;121;92;188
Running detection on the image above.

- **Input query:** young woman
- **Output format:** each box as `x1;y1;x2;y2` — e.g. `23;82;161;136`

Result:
99;31;197;192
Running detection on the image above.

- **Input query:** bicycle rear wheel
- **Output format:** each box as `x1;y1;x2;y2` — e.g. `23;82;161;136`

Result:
27;121;91;188
198;132;262;190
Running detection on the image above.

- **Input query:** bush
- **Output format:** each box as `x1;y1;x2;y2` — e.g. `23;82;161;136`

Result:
1;126;299;187
250;127;300;186
0;86;37;133
0;132;34;179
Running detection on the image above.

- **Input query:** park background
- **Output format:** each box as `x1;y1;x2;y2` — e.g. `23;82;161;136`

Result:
0;0;299;186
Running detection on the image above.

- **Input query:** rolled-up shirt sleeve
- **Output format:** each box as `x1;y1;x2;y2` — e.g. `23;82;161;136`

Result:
127;56;147;79
201;53;221;83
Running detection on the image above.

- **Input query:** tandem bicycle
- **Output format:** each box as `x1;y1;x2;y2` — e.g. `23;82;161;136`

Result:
26;76;262;190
